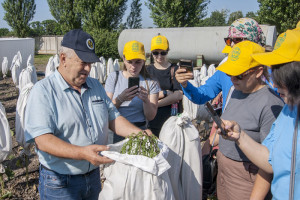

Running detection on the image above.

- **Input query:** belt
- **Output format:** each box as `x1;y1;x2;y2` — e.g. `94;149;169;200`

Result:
41;165;97;176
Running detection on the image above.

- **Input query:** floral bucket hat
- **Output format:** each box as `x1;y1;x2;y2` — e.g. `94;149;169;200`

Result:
228;18;266;46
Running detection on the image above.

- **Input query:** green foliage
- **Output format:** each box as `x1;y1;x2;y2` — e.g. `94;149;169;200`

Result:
0;28;10;37
227;11;243;25
146;0;209;27
30;21;44;36
89;29;120;59
126;0;142;29
200;9;228;26
2;0;36;37
41;20;63;35
257;0;300;33
47;0;81;34
120;132;160;158
75;0;128;31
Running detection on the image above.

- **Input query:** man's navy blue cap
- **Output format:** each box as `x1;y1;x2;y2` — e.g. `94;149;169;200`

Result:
61;29;100;63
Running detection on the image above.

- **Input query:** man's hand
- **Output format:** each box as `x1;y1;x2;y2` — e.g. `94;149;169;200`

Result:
215;119;241;141
79;145;114;166
175;68;193;88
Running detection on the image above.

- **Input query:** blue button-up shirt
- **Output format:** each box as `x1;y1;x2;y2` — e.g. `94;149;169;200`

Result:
25;70;120;175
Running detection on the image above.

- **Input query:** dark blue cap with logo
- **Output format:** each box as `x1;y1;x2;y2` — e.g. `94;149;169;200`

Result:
61;29;100;63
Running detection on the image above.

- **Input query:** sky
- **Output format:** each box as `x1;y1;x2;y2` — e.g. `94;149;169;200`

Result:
0;0;260;30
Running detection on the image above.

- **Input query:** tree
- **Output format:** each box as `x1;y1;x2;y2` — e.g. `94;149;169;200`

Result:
257;0;300;33
146;0;209;27
2;0;36;37
30;21;44;36
75;0;128;31
47;0;81;34
201;9;228;26
227;11;243;25
245;11;260;23
41;20;63;35
126;0;142;29
0;28;10;37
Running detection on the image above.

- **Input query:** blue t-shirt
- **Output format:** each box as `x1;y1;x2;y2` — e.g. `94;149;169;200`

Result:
262;105;300;199
25;70;120;175
105;71;160;123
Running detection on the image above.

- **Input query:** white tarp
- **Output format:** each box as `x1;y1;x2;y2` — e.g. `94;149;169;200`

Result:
159;114;203;200
2;57;8;78
0;102;12;173
99;139;174;200
15;83;34;155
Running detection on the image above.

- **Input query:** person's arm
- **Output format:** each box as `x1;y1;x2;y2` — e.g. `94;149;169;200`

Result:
106;86;139;109
250;169;272;200
158;90;183;107
137;86;158;121
109;115;147;137
217;120;273;174
175;70;224;105
202;122;219;156
34;134;113;166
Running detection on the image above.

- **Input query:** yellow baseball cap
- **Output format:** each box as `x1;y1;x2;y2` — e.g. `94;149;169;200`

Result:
151;34;169;51
123;40;145;61
217;41;265;76
222;45;231;54
252;29;300;66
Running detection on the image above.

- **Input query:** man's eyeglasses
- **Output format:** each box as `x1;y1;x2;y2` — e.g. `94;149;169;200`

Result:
229;67;259;80
152;51;168;56
224;37;245;46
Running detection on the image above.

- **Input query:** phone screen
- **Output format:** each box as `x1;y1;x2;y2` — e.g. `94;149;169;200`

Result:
204;102;227;136
128;77;140;88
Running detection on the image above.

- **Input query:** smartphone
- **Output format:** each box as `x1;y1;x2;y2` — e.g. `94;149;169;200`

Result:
128;77;140;88
204;102;227;136
179;59;193;73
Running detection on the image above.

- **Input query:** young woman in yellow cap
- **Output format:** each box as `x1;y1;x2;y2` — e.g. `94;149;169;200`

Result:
213;40;284;200
147;34;183;137
219;29;300;200
105;40;159;143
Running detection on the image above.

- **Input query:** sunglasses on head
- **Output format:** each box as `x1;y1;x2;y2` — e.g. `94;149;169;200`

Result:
228;67;259;80
224;37;245;46
152;51;168;56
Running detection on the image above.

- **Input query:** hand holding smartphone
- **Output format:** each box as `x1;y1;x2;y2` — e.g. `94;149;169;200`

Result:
204;102;227;136
179;59;194;80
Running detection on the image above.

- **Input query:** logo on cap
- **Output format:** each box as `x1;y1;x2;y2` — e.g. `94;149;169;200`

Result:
132;43;139;52
86;39;94;50
230;47;241;61
274;33;286;50
156;37;162;44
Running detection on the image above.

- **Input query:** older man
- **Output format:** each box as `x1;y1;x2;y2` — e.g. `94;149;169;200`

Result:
25;29;144;200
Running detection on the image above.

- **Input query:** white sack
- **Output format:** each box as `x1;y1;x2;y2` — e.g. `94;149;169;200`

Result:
45;56;56;77
89;63;99;79
106;58;114;75
98;62;106;84
53;54;60;68
2;57;8;78
113;59;120;71
159;114;202;200
0;102;12;168
19;65;37;93
99;139;174;200
99;56;106;66
17;51;23;69
11;58;22;87
15;83;34;155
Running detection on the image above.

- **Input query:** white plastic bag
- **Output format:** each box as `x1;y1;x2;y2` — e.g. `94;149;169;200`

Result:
2;57;8;78
15;83;34;155
99;139;174;200
89;63;99;80
0;102;12;172
106;58;115;76
45;56;56;77
159;114;202;200
113;59;120;71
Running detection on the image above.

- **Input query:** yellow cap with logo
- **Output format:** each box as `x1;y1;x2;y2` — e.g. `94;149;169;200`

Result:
222;45;231;54
123;40;146;61
217;41;265;76
151;34;169;51
252;29;300;66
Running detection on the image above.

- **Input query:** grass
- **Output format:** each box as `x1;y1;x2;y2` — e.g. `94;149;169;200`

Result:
34;54;53;66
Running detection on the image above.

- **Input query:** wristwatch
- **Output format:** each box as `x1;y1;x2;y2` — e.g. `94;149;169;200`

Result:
163;90;167;98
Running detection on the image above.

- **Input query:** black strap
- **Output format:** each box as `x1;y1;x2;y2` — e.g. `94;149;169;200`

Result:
113;71;119;93
289;110;299;200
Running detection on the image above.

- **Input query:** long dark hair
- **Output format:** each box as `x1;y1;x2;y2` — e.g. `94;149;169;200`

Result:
272;61;300;107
